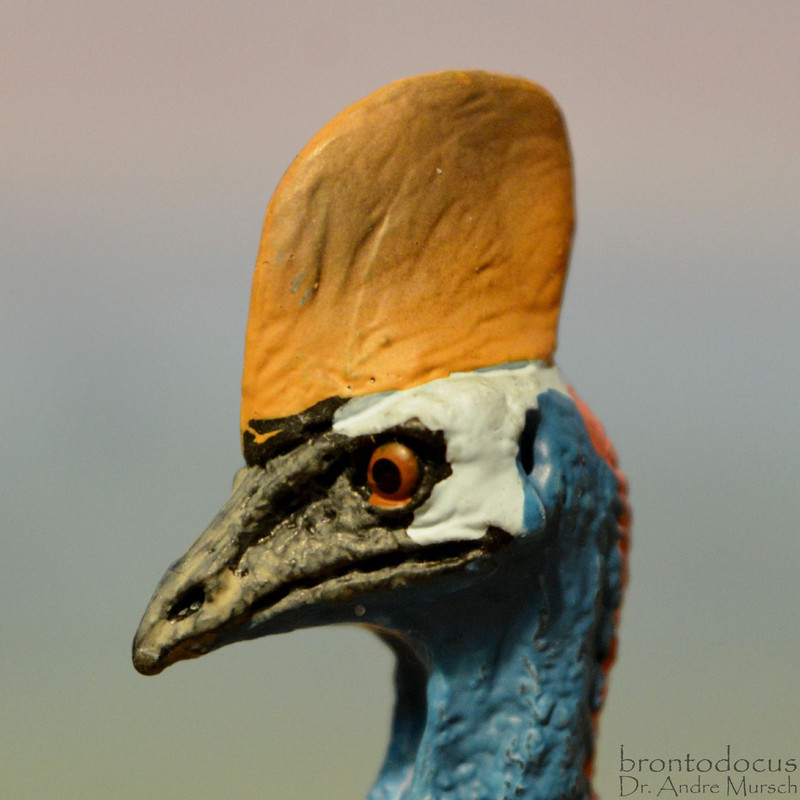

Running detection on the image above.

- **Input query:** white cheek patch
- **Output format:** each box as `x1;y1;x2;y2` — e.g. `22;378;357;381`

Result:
333;362;569;545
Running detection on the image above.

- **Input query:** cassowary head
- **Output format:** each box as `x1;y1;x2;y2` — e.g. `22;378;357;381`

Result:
133;71;629;800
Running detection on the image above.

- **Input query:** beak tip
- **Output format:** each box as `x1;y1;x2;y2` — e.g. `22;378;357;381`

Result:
132;636;166;676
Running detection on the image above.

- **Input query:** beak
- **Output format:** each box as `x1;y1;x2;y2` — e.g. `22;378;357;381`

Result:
132;465;271;675
132;455;420;676
133;434;512;677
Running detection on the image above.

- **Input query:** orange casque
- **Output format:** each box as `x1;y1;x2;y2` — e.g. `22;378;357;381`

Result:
240;70;574;448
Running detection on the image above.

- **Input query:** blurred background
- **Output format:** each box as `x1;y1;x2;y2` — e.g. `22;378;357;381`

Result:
2;2;798;798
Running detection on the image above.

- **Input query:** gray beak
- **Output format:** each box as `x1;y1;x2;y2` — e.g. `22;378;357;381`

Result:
132;425;503;676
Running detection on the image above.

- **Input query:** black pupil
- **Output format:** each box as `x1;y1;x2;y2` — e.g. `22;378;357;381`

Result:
372;458;402;495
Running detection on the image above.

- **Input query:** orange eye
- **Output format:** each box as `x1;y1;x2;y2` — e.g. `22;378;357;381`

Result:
366;442;421;507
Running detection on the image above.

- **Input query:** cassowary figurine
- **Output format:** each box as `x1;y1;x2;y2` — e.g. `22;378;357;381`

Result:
133;70;630;800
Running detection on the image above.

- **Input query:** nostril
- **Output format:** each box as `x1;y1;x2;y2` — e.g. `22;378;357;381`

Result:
167;585;206;622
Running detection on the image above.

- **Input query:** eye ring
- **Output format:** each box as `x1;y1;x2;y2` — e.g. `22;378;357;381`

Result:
366;442;421;507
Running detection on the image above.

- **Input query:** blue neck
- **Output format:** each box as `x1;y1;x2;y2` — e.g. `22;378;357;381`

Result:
367;391;623;800
369;549;598;800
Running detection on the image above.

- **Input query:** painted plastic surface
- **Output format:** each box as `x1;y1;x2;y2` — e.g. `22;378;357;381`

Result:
241;70;573;444
133;70;629;800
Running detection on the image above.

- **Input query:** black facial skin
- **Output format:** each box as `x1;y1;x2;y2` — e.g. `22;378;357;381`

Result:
132;402;513;677
242;396;349;466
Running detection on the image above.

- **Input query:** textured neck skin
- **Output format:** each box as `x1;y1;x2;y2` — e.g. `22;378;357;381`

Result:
367;391;624;800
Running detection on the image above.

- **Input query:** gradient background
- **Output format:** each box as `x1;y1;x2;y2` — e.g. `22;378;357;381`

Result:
3;3;798;798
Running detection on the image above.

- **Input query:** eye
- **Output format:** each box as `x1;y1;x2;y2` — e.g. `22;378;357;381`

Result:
366;442;421;507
